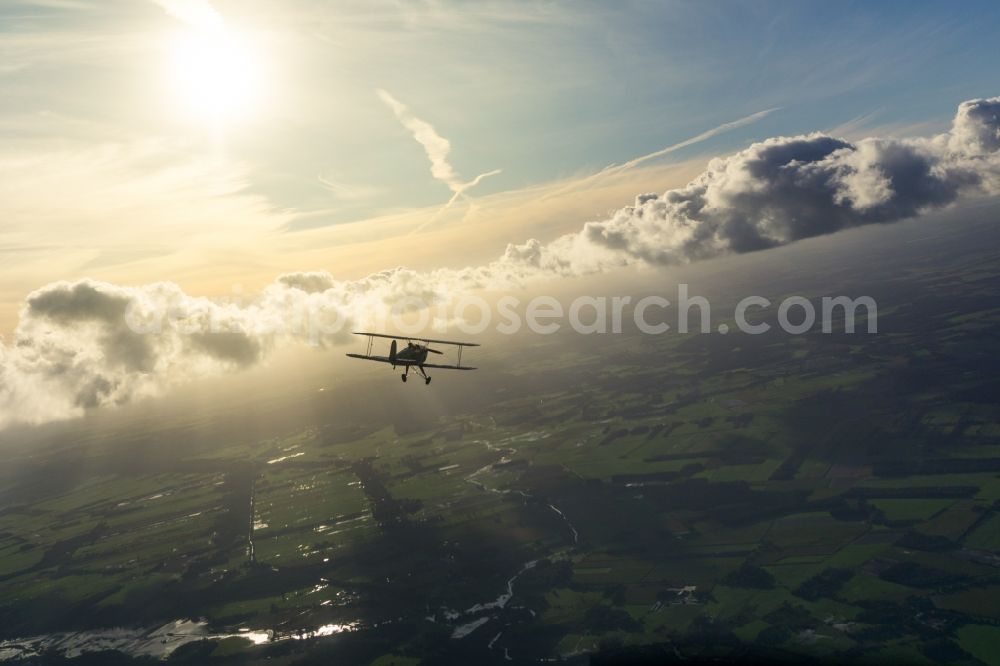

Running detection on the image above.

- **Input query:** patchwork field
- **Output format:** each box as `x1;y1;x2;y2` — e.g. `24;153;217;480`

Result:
1;216;1000;664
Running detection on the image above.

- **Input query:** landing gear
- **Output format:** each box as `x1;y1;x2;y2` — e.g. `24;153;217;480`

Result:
414;365;432;386
400;365;432;385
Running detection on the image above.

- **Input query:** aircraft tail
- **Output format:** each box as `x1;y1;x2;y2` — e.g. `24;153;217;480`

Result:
389;339;397;367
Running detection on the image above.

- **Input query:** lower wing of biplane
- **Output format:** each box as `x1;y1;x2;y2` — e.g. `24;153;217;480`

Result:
346;332;479;384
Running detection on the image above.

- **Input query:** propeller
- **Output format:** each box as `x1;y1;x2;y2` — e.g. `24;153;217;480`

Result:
425;347;444;355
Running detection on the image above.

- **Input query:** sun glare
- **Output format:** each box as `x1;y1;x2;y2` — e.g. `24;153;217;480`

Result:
167;26;265;128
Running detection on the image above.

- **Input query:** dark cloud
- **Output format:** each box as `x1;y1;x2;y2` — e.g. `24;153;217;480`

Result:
1;280;273;426
188;331;261;367
26;280;131;324
276;271;337;294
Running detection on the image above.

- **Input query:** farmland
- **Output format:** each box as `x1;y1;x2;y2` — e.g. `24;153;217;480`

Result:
1;212;1000;664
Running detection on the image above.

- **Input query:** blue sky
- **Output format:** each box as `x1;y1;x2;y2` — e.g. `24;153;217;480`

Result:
242;0;1000;217
0;0;998;327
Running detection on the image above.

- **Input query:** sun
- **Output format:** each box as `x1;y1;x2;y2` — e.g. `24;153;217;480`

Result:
167;26;265;128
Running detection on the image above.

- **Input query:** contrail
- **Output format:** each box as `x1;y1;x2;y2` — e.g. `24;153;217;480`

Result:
415;107;778;233
377;88;502;233
610;107;780;174
377;89;463;191
541;107;780;201
411;168;503;234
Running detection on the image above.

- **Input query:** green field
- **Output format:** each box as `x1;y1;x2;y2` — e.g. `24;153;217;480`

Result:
1;216;1000;664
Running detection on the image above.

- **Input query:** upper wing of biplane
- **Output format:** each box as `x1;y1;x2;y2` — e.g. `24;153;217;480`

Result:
351;332;480;347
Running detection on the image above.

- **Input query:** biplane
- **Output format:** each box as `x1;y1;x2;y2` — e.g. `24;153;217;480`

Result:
346;332;479;384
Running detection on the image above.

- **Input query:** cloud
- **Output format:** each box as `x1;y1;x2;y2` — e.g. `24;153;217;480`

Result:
2;95;999;429
1;279;265;420
0;266;491;428
533;96;1000;270
949;97;1000;156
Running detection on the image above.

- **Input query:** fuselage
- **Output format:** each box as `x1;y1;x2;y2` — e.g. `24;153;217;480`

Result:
395;343;428;365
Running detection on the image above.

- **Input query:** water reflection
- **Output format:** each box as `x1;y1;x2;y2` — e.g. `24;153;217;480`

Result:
0;617;363;662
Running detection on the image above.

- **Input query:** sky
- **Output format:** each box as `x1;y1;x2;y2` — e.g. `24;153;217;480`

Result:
1;0;999;428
